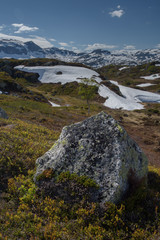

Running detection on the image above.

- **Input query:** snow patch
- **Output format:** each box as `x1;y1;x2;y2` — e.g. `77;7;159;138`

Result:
135;95;160;103
49;101;61;107
140;74;160;80
15;65;160;111
98;80;160;110
136;83;156;87
15;65;102;84
119;66;129;71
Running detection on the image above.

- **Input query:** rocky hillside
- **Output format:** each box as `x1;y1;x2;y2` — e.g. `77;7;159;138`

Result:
0;39;160;67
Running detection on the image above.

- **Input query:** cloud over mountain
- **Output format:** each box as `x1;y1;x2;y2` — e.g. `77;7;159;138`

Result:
123;45;136;50
0;33;53;48
0;25;5;31
85;43;117;51
59;42;69;47
12;23;39;33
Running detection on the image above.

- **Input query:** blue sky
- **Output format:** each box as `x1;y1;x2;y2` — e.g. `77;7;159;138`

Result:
0;0;160;51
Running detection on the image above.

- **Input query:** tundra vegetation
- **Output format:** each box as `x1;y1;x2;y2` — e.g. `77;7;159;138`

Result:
0;59;160;239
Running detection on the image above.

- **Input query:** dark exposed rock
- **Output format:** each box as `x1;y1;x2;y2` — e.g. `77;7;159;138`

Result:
0;107;8;119
25;41;43;52
13;70;40;83
56;71;63;75
101;80;125;98
35;112;148;204
0;80;23;93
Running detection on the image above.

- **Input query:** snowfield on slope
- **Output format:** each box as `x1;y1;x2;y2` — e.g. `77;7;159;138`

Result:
140;73;160;80
15;65;160;110
48;101;61;107
15;65;102;84
119;66;129;71
98;81;160;110
136;83;156;87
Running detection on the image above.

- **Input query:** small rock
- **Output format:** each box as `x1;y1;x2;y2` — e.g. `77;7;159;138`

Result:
56;71;63;75
0;107;8;119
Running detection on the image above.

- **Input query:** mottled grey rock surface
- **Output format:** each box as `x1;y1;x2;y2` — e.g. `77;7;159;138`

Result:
35;112;148;203
0;107;8;119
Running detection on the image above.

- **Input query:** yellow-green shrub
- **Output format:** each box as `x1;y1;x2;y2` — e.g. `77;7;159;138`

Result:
0;118;58;190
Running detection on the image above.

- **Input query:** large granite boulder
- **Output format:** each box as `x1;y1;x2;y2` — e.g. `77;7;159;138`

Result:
0;107;8;119
35;112;148;203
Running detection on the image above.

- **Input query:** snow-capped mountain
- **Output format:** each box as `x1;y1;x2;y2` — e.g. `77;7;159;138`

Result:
77;49;160;68
0;39;160;67
0;39;44;59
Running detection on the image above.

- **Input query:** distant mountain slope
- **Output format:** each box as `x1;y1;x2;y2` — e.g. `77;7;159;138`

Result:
0;39;44;59
0;39;160;67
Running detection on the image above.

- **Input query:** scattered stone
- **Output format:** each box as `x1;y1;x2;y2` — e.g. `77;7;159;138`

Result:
0;107;8;119
56;71;62;75
35;112;148;204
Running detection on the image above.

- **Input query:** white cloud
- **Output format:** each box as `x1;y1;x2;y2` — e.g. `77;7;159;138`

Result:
85;43;117;51
72;46;81;53
12;23;39;33
29;35;53;48
70;41;75;44
12;23;23;27
59;42;69;47
72;46;78;50
59;47;66;50
0;33;53;48
156;44;160;49
50;38;56;42
123;45;136;50
109;8;125;18
0;25;5;31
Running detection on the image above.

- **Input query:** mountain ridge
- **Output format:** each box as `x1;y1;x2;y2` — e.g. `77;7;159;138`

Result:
0;39;160;67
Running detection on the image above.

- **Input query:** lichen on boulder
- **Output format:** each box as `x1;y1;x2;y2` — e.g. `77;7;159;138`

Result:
35;111;148;204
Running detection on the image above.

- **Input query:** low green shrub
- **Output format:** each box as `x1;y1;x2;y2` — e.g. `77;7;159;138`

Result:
37;171;99;205
0;118;58;190
1;167;160;239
